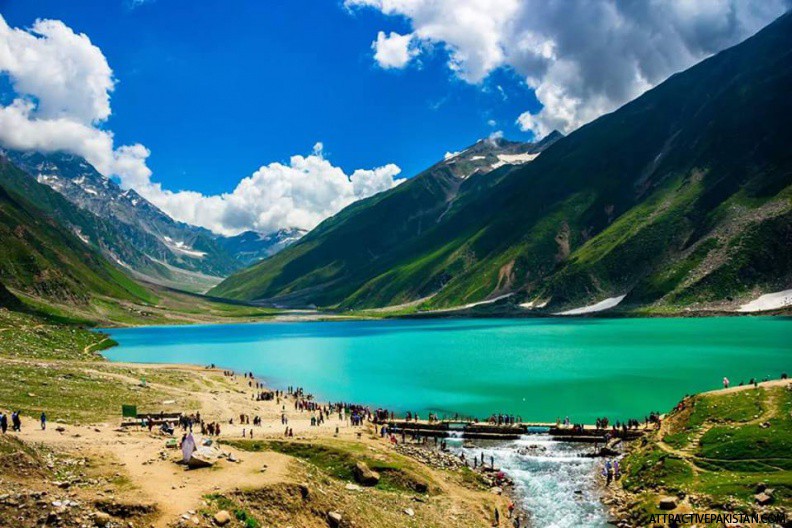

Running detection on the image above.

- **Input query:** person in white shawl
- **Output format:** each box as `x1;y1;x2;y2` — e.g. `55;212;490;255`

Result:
182;432;196;463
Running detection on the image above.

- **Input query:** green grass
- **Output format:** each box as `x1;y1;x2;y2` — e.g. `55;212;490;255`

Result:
224;439;430;494
204;494;261;528
662;387;767;449
696;390;792;469
621;448;695;493
0;309;108;360
623;386;792;509
0;361;185;423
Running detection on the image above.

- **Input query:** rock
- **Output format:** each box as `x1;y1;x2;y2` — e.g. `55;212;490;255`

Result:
213;510;231;526
327;510;343;527
299;483;311;500
345;483;362;492
490;486;503;495
404;508;415;517
93;511;112;526
353;461;380;486
755;493;773;506
658;497;677;510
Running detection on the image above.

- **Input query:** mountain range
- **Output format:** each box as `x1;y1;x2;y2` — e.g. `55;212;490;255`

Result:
211;12;792;314
0;151;304;293
0;156;156;309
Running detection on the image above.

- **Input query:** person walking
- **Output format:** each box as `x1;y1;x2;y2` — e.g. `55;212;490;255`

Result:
0;412;6;434
40;412;46;431
723;377;730;389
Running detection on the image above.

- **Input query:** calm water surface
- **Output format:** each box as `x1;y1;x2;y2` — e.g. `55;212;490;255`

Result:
103;317;791;423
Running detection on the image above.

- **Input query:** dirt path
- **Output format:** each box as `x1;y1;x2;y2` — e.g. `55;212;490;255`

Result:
654;380;790;478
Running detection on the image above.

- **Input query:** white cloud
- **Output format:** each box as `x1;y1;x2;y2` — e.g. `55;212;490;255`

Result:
346;0;790;137
486;130;503;145
372;31;419;69
0;17;113;123
0;15;404;236
139;152;404;236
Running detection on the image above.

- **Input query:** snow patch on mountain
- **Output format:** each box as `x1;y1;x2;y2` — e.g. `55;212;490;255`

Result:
162;236;206;258
737;289;792;312
555;295;626;315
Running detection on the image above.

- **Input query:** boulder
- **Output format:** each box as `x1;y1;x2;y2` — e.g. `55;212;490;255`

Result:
755;493;773;506
413;481;428;494
187;455;214;469
353;461;380;486
93;512;111;527
213;510;231;526
658;497;677;510
327;510;343;527
299;483;311;500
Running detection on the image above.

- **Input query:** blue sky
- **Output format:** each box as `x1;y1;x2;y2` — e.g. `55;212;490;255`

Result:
0;0;786;235
1;0;539;196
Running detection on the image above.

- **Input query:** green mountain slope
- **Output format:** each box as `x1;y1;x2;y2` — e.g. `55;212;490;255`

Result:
0;158;156;308
212;13;792;313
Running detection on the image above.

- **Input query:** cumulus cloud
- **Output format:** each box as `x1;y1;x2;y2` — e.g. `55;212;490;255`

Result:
0;15;403;236
140;151;404;236
372;31;419;69
346;0;791;137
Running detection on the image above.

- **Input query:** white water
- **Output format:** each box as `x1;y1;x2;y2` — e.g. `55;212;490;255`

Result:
457;436;610;527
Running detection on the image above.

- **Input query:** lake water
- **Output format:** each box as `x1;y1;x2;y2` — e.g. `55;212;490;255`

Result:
103;316;790;527
103;317;791;423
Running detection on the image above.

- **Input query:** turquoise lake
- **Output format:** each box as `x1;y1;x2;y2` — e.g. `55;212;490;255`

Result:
103;317;791;423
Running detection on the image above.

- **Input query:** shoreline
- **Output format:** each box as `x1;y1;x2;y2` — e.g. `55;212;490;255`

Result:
90;307;792;331
5;316;787;526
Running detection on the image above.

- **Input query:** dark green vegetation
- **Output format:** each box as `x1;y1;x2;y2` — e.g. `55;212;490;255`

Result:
2;151;231;293
0;157;157;308
214;13;792;314
621;384;792;521
3;151;305;294
0;156;281;325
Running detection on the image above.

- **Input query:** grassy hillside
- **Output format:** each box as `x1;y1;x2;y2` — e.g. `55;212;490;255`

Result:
618;382;792;523
0;170;157;307
213;13;792;313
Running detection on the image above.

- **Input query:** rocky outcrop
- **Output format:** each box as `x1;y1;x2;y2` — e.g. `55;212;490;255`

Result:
352;461;380;486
